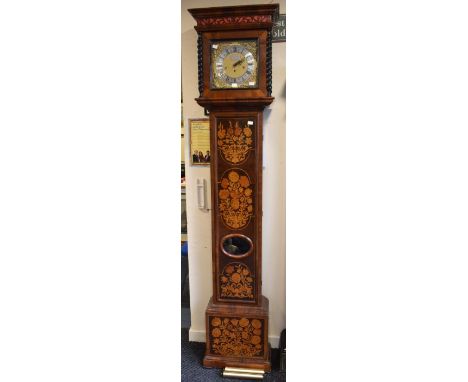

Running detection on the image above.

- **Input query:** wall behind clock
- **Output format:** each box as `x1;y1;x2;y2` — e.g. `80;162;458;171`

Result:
181;0;286;348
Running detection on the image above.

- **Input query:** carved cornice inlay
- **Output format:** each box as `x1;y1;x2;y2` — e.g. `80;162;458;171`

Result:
198;15;271;27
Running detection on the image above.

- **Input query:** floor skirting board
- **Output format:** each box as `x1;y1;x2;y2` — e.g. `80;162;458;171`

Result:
189;328;281;348
188;328;206;343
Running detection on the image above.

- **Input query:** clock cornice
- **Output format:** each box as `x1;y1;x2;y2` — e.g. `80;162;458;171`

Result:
188;4;279;31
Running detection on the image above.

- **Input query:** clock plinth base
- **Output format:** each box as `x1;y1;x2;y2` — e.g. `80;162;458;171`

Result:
203;351;271;373
203;296;271;372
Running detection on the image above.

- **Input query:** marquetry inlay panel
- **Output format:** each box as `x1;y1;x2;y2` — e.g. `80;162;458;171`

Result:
218;169;254;229
217;119;254;165
209;316;265;358
220;262;255;300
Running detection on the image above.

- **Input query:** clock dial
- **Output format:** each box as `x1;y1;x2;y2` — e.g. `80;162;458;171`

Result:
211;40;258;89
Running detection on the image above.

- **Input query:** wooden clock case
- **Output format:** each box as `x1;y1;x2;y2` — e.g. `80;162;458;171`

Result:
189;4;279;372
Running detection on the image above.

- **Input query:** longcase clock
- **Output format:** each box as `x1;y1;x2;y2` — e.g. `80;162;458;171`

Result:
189;4;279;373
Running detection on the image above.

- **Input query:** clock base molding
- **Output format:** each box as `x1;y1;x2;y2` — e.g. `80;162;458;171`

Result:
203;351;271;373
203;296;271;372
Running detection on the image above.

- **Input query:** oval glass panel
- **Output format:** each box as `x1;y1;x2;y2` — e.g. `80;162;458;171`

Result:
221;234;253;258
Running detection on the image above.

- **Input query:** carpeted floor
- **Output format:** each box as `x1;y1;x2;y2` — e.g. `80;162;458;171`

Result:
181;328;286;381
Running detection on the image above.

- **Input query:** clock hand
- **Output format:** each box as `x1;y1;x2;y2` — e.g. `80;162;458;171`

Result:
233;58;244;68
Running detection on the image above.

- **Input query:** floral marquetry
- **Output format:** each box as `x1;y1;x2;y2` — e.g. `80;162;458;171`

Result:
209;316;264;358
217;120;254;164
220;263;254;300
218;169;254;229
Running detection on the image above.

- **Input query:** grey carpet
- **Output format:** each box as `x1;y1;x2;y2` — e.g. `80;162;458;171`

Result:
181;328;286;381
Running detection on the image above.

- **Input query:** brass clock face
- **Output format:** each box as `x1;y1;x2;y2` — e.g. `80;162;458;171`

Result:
210;40;258;89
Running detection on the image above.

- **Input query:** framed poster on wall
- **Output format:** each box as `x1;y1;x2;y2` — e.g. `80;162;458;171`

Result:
189;118;210;165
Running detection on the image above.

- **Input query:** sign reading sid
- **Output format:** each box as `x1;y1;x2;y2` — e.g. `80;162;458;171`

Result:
272;14;286;42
